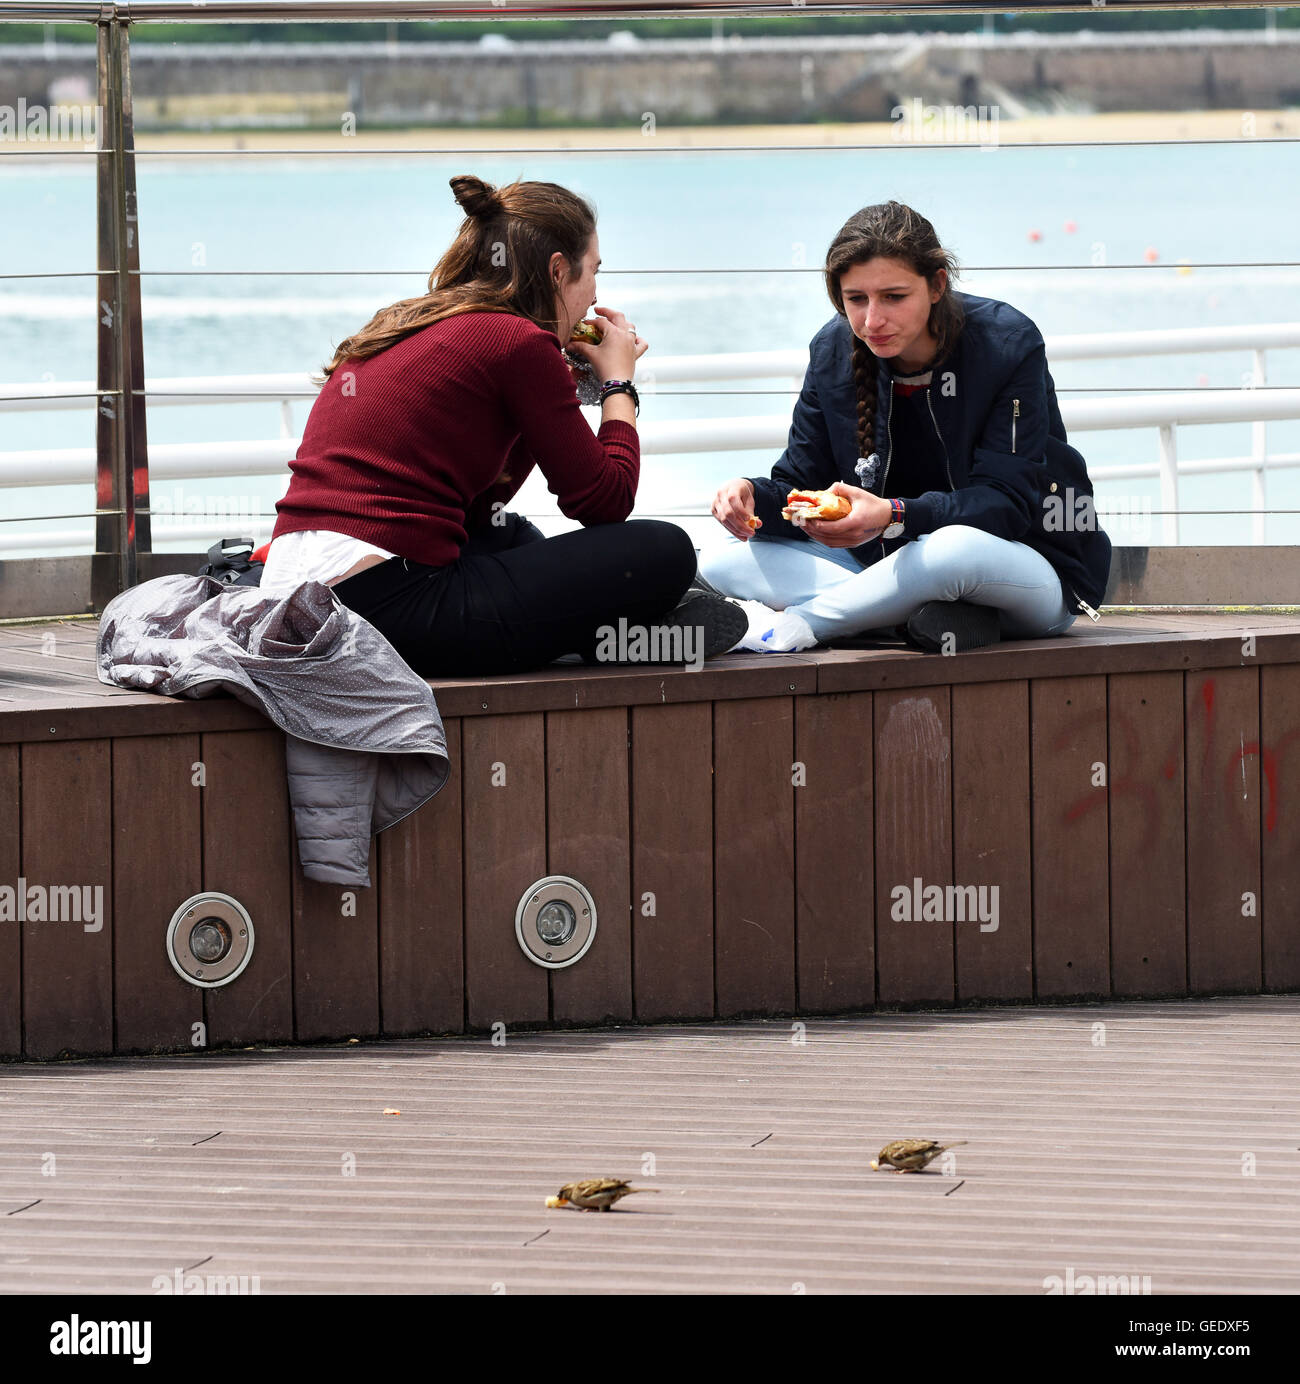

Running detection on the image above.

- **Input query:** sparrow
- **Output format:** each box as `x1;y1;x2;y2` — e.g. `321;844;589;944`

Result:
871;1139;967;1173
545;1178;661;1211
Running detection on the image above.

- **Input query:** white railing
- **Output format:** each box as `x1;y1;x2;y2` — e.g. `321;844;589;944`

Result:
3;323;1299;552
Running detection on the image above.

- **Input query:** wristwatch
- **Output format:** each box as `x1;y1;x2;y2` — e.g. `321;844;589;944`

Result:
882;497;906;540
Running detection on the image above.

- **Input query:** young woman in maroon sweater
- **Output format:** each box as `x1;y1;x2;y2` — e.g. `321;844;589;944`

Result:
264;173;743;675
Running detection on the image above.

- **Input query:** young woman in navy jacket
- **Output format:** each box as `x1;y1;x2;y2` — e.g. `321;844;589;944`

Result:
702;200;1112;654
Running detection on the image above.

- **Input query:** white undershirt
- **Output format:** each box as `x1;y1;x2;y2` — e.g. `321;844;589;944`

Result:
259;529;398;598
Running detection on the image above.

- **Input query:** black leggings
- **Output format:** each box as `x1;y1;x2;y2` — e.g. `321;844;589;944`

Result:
330;514;698;676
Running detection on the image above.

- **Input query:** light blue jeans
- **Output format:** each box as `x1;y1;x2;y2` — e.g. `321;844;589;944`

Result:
697;524;1076;643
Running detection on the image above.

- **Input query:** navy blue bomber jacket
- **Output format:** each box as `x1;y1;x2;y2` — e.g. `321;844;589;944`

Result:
745;292;1113;617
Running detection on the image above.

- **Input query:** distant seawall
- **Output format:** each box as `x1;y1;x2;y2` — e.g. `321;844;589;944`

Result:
3;31;1298;129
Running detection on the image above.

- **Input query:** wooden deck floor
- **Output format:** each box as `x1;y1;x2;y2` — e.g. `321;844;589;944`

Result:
1;995;1297;1295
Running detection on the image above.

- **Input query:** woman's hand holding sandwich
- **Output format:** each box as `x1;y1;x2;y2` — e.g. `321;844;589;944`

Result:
567;307;647;381
793;481;892;547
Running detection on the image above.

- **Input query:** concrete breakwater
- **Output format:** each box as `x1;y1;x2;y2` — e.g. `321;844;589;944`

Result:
2;30;1298;130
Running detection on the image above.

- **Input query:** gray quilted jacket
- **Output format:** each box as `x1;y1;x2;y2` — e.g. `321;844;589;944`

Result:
96;574;449;887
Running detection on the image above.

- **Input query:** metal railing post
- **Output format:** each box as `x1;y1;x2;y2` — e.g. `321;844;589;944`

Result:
1251;347;1268;545
1157;422;1179;545
94;7;151;611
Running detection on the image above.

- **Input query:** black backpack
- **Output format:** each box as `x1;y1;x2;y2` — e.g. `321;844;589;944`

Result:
197;537;264;588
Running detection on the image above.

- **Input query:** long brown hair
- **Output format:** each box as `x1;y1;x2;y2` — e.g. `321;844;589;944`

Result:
320;174;596;379
823;200;964;462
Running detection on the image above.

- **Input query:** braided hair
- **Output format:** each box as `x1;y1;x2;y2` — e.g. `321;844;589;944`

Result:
823;201;965;464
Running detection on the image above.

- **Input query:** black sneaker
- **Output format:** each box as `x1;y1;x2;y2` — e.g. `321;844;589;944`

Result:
904;600;1001;654
665;592;749;659
684;570;725;599
826;623;909;649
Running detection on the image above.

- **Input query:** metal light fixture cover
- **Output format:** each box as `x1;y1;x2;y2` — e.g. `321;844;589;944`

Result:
165;892;255;988
515;875;597;968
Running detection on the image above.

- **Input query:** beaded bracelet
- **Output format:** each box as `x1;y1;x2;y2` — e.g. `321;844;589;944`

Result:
599;379;640;416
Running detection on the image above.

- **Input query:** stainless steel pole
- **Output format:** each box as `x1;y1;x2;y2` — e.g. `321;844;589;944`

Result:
94;11;150;609
119;17;152;574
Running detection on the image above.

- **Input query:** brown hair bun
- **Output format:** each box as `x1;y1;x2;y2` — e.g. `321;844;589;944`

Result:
451;175;502;220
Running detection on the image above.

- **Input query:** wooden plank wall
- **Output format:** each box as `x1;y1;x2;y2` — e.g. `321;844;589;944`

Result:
1032;676;1110;998
378;718;464;1038
0;744;19;1056
546;706;631;1026
461;713;548;1031
6;664;1300;1060
952;681;1033;1002
630;703;714;1021
113;733;203;1053
203;729;294;1047
1261;666;1300;991
795;692;874;1012
1109;672;1186;997
21;741;113;1060
874;687;955;1007
714;697;796;1016
1186;669;1261;993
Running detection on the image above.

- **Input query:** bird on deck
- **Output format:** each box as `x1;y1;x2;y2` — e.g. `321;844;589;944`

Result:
871;1139;967;1173
545;1178;661;1211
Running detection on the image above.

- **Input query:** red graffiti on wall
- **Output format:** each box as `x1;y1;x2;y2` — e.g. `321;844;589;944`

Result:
1053;675;1299;853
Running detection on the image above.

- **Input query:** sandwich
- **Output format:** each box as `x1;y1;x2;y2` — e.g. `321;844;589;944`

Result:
570;321;603;346
782;488;852;522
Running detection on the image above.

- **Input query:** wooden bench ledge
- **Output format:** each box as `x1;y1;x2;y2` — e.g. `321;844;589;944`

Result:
2;611;1300;740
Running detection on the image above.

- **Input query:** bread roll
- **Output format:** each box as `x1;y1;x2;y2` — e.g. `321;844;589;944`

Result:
782;489;852;522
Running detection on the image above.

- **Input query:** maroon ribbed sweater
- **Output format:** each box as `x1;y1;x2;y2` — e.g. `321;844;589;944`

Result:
271;309;640;566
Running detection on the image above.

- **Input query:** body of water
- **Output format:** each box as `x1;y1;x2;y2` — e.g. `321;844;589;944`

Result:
2;138;1300;553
